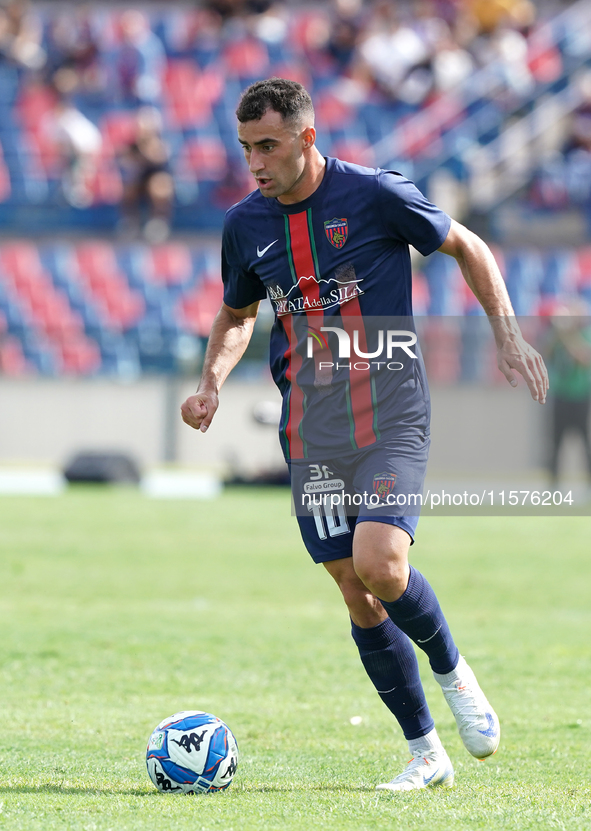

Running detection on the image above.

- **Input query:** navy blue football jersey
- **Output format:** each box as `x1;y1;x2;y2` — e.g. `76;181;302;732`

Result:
222;157;451;460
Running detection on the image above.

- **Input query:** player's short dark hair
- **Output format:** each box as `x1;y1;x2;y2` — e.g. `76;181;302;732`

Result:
236;78;314;126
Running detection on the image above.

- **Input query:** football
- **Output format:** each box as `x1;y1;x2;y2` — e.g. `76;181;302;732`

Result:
146;710;239;794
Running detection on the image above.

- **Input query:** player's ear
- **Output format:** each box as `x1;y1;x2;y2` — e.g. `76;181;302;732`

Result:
302;125;316;149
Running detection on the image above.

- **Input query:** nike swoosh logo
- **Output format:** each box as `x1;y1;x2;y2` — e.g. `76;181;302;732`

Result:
423;769;440;785
478;712;498;737
417;624;442;644
257;240;278;258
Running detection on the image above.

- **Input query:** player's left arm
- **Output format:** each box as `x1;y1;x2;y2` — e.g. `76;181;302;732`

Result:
438;219;549;403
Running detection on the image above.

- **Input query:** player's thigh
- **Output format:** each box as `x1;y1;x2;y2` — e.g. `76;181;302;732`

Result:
349;432;429;595
352;431;430;525
290;456;355;565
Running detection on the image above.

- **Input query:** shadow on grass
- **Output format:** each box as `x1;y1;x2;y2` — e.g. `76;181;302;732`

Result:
0;782;377;796
0;785;155;797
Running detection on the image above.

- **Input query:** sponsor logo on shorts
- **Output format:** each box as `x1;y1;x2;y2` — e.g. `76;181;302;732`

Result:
304;478;345;493
373;473;397;499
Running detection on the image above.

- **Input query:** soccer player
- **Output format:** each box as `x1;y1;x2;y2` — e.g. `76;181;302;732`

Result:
181;78;548;791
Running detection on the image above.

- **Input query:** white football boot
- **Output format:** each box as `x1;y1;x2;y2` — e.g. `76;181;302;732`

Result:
376;748;454;792
434;656;500;759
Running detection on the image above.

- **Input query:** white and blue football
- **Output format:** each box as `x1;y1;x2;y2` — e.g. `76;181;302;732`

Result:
146;710;239;794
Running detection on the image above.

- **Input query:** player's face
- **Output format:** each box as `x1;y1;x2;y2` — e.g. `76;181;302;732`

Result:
237;109;314;204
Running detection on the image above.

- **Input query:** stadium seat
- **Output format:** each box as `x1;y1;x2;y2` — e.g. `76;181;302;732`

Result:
58;335;102;375
0;335;31;375
423;253;464;315
149;243;193;285
330;139;374;168
100;110;138;153
504;250;545;315
163;61;224;129
0;144;11;202
541;249;578;296
420;318;461;383
411;272;430;316
222;38;270;80
180;277;223;338
576;247;591;289
176;136;227;182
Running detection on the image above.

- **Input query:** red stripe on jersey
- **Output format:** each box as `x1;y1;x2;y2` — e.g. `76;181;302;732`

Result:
341;296;377;448
288;212;322;316
282;314;304;459
283;212;325;458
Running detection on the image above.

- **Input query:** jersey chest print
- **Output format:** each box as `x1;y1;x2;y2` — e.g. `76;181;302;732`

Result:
262;208;364;317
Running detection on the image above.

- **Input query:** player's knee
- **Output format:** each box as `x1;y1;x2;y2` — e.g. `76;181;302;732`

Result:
334;575;385;627
353;553;409;602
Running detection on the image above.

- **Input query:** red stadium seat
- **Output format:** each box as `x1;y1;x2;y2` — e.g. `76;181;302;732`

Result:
163;61;223;128
290;9;330;55
86;157;123;204
0;145;11;202
268;63;312;91
421;319;461;383
75;242;144;330
150;243;193;284
58;335;102;375
411;272;430;316
100;111;138;153
178;136;227;181
330;139;375;168
315;91;354;130
0;241;45;281
576;247;591;288
180;277;223;337
15;82;57;133
528;28;563;84
0;336;30;376
222;38;269;78
76;241;120;279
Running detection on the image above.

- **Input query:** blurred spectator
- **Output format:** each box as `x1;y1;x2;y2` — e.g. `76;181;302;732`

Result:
41;84;102;208
431;27;474;93
545;299;591;486
44;6;101;96
326;0;365;71
564;72;591;158
465;0;536;36
473;22;534;98
0;0;45;70
118;107;173;243
113;10;165;105
204;0;274;20
357;2;431;102
532;72;591;210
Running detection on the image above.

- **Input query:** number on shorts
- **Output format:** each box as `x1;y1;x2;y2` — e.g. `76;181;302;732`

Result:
307;498;350;540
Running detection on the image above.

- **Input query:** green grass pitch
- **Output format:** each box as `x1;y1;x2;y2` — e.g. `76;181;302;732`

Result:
0;486;589;830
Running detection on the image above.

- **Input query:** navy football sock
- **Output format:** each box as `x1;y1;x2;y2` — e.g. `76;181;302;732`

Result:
379;566;459;675
351;617;434;740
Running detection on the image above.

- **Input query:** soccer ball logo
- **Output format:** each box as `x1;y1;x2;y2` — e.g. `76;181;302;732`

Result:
146;711;239;794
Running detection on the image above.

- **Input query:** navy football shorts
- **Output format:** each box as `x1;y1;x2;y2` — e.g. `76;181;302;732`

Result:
289;430;430;564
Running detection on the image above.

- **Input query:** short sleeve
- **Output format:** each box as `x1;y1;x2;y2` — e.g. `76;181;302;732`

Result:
221;218;267;309
378;170;451;257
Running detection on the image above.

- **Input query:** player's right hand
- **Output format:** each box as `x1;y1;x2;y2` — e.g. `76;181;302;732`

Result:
180;391;219;432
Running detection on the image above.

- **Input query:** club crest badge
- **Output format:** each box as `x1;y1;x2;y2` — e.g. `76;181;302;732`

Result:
373;472;397;499
324;218;348;249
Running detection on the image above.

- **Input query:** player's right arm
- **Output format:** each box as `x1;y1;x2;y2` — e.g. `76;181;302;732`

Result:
180;300;260;432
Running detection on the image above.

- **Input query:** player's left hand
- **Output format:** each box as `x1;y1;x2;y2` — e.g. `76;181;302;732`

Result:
496;336;549;403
